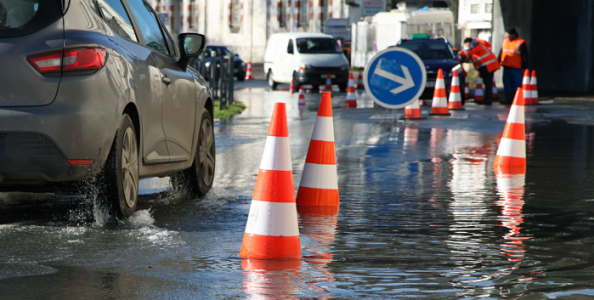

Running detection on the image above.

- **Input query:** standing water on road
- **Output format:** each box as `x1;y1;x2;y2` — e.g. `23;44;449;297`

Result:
2;87;594;298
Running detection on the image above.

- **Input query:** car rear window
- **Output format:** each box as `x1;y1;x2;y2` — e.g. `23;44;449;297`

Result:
399;42;456;60
0;0;63;38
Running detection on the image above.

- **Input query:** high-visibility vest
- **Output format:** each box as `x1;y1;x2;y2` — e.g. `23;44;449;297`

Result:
500;37;526;69
460;39;500;72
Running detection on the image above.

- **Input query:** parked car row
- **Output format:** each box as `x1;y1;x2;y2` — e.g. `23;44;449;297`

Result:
190;45;246;81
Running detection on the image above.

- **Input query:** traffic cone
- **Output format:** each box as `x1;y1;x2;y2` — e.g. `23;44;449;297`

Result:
289;79;295;94
530;70;539;105
464;76;471;100
357;67;365;89
448;71;464;110
245;61;253;80
495;170;530;262
242;259;301;298
297;92;339;206
345;73;357;108
403;98;425;120
324;74;332;94
474;77;484;102
240;102;301;259
429;69;450;116
492;77;499;99
298;86;306;117
522;69;532;105
493;88;526;174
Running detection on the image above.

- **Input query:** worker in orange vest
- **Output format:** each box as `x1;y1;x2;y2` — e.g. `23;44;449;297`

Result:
498;28;529;104
459;37;500;105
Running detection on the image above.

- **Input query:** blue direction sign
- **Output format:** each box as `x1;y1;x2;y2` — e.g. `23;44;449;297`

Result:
363;47;426;109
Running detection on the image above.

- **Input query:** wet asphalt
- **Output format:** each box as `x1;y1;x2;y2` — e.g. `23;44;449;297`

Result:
3;80;594;298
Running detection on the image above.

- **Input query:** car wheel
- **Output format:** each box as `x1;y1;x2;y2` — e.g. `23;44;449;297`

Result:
267;70;278;90
237;72;246;81
292;72;300;92
339;83;348;93
312;85;320;93
100;114;139;219
170;110;216;197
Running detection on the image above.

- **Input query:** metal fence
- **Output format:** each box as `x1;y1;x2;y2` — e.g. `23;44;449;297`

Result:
193;51;234;110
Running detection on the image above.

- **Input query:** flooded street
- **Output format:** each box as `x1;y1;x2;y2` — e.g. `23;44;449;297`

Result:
3;84;594;299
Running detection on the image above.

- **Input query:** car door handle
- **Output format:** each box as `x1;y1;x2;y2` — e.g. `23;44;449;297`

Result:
162;76;171;84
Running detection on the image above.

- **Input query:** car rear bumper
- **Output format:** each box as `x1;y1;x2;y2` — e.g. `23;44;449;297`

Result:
298;69;349;85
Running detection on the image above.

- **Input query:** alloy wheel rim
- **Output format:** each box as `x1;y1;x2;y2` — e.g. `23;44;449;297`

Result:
199;118;215;186
121;127;138;208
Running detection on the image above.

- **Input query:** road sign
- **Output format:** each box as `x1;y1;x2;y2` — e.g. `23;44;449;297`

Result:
363;47;426;109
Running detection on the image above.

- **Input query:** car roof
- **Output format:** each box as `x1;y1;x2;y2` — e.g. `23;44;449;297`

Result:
270;32;334;39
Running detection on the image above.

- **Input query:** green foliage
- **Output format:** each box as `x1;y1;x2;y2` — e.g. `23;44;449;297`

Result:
213;99;246;119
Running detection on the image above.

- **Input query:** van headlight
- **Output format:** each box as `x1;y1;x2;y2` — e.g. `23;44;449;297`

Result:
299;64;312;70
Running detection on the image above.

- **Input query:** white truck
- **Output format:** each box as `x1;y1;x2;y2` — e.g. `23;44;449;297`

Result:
351;9;455;67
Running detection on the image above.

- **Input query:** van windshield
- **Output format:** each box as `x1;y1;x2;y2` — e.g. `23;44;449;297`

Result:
296;38;340;54
398;41;456;60
0;0;63;38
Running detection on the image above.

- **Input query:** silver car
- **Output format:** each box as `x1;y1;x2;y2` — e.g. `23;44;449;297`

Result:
0;0;215;219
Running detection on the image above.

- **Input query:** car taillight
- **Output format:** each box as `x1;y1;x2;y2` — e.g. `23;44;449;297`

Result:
27;48;106;74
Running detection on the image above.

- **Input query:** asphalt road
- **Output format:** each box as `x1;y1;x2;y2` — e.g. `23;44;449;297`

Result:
3;81;594;298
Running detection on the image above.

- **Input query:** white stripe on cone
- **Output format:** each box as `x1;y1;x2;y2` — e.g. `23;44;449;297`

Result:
449;75;461;102
260;136;292;171
311;116;335;142
300;163;339;189
531;76;538;100
406;98;420;109
475;77;484;97
244;200;300;236
496;138;526;158
507;105;525;124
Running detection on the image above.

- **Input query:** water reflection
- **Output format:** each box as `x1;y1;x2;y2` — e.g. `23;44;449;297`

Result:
242;259;302;299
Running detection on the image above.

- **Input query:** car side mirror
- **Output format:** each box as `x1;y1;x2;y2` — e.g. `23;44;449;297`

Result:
178;33;206;70
452;47;458;52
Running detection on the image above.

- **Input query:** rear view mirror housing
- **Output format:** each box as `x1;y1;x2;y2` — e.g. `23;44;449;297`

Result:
178;33;206;70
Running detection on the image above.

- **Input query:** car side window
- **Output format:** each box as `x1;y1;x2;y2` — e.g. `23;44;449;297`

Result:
96;0;138;42
127;0;170;55
287;40;294;54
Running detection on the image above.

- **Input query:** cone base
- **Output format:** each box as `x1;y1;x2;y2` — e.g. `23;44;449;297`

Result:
240;233;301;259
430;113;451;116
448;107;465;111
346;100;357;108
400;117;427;120
296;186;339;206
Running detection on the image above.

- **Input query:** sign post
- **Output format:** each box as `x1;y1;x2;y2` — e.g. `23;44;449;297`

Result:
363;47;426;111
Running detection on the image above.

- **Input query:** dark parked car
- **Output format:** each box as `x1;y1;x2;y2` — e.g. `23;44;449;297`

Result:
192;45;246;81
0;0;215;219
396;35;466;99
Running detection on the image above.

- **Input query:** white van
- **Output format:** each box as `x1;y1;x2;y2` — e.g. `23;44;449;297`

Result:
264;33;350;91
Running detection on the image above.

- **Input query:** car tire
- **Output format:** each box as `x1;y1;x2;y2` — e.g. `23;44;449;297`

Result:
312;85;320;93
292;72;300;92
267;70;278;90
339;83;348;93
237;74;246;81
170;109;216;197
99;114;139;220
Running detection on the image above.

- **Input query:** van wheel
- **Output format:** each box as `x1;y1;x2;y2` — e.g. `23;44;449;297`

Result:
170;110;215;197
99;114;139;220
292;72;300;92
267;70;278;90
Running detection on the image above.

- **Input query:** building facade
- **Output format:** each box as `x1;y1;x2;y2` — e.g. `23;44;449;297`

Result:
458;0;493;44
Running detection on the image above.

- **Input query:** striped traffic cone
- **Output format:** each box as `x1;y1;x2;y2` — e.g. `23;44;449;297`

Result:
297;92;339;206
240;102;301;259
530;70;539;105
493;88;526;174
357;67;365;89
495;170;530;262
522;69;532;105
464;76;471;100
474;77;484;103
448;71;464;110
245;61;253;80
346;73;357;108
298;86;306;117
430;69;450;116
403;98;425;120
492;77;499;99
324;74;332;94
289;79;295;94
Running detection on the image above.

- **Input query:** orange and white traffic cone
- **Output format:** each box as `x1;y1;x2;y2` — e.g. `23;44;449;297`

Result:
492;77;499;99
448;71;464;110
403;98;425;120
474;77;484;103
297;92;339;206
464;76;471;100
240;102;301;259
324;74;332;94
430;69;450;116
345;73;357;108
242;259;301;298
522;69;532;105
245;61;253;80
530;70;539;105
298;86;306;117
289;79;295;94
357;67;365;89
493;88;526;174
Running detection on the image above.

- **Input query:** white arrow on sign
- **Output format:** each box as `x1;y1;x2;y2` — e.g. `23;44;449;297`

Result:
374;59;415;95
